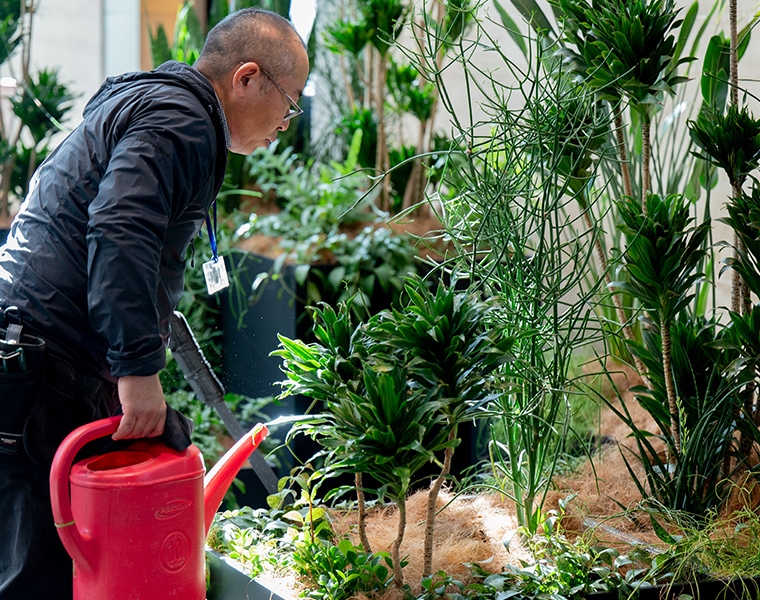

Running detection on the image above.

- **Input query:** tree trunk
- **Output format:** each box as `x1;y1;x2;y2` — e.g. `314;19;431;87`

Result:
731;181;743;315
641;117;651;213
391;495;406;588
661;317;681;455
422;429;455;578
729;0;738;108
375;51;391;212
612;105;633;199
355;473;372;553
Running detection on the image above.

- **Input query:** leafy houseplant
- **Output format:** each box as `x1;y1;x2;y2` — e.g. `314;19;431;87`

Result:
274;277;514;586
612;193;710;455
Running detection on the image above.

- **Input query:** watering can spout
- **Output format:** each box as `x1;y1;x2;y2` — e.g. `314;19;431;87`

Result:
203;423;269;535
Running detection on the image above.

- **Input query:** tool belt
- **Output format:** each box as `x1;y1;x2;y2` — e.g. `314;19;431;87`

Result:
0;307;47;456
0;306;110;464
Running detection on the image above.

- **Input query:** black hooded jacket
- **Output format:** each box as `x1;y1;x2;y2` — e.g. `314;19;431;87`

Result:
0;61;228;378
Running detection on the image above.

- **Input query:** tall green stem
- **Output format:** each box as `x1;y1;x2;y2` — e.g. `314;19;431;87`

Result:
642;117;652;211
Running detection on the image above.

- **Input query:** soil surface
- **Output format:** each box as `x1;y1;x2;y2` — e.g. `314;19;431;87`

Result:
232;200;452;263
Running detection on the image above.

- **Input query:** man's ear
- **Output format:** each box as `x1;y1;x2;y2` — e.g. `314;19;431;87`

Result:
232;61;261;96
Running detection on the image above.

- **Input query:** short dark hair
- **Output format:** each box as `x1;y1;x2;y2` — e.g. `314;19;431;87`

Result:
195;8;305;84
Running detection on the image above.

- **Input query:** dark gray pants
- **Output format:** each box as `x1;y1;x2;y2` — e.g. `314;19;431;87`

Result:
0;451;73;599
0;353;114;599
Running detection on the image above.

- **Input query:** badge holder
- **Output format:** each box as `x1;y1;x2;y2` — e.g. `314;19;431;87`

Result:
202;202;229;295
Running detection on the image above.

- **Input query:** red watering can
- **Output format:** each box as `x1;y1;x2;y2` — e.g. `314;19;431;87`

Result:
50;415;268;600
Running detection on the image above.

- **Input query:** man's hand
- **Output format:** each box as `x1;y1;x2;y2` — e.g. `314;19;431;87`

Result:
113;374;167;440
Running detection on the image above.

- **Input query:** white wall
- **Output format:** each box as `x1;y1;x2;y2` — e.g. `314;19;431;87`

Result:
32;0;106;129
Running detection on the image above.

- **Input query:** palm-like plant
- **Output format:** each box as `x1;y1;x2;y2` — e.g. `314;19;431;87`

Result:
288;362;449;588
613;193;710;455
370;277;513;578
555;0;689;209
605;318;740;514
689;104;760;314
719;185;760;456
274;301;375;552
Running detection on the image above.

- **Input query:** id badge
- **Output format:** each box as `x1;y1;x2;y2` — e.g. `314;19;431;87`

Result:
203;258;230;294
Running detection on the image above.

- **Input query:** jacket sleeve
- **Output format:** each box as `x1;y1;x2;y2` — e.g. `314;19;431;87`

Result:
86;96;216;377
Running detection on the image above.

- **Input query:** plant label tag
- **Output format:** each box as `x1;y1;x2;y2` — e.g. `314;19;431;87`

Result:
203;258;229;295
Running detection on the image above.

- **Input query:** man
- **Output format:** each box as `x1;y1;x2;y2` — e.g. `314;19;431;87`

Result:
0;8;309;598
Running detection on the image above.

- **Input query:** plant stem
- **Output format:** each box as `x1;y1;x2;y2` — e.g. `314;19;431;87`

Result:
391;495;406;588
612;104;633;198
355;472;372;553
661;316;681;455
731;181;743;314
729;0;738;108
374;50;391;212
642;117;651;212
422;428;455;578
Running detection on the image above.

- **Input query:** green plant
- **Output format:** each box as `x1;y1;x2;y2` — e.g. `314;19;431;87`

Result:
277;282;513;586
292;538;394;600
613;193;710;455
0;2;77;218
234;137;421;322
401;20;611;534
370;277;514;577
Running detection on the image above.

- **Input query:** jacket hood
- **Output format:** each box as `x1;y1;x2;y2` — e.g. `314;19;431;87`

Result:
83;61;218;119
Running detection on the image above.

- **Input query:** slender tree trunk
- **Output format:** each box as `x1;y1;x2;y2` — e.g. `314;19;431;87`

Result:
641;118;651;213
729;0;738;108
422;429;455;578
731;181;743;314
375;51;391;212
401;119;425;212
661;317;681;456
355;473;371;553
612;105;633;199
391;495;406;588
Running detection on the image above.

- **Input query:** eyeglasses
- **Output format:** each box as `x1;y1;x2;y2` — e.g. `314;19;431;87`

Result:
259;67;303;122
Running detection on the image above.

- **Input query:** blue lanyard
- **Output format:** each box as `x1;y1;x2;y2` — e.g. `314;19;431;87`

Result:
204;201;219;262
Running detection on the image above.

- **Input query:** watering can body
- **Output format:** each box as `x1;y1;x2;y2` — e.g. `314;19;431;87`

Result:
50;415;269;600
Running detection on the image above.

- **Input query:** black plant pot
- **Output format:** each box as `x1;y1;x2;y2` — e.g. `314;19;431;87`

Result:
220;250;327;478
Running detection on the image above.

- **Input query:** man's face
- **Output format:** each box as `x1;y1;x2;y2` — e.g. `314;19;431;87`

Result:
227;48;310;155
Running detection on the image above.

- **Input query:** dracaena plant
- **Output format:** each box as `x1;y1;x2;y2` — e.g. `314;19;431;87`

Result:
718;184;760;458
368;277;514;578
613;317;742;514
612;193;710;456
289;363;449;588
276;295;458;588
273;300;375;553
553;0;690;202
689;104;760;314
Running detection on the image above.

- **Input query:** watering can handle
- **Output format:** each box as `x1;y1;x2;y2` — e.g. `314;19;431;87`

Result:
49;415;121;573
